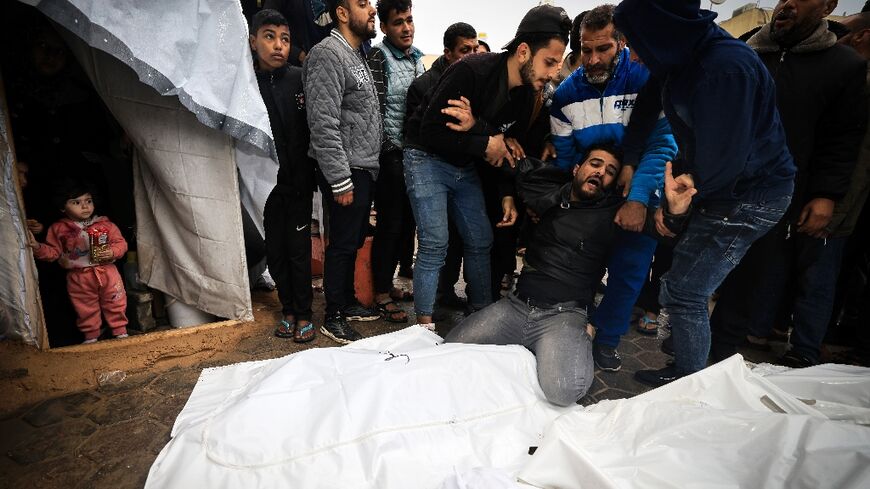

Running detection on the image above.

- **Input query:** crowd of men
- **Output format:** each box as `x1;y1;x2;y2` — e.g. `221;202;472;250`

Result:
251;0;868;407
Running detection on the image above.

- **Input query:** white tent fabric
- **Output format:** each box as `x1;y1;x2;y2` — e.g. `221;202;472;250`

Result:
25;0;274;156
25;0;282;242
0;95;45;347
517;356;870;489
6;0;292;322
145;328;573;489
63;37;253;321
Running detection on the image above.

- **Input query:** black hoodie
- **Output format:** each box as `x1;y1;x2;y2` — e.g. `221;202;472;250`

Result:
255;64;316;195
614;0;796;205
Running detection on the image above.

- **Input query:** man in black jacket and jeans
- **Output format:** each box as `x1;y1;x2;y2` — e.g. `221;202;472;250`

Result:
403;5;571;330
446;146;697;406
404;22;478;310
710;0;867;368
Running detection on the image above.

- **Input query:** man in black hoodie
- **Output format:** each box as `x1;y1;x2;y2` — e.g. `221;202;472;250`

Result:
251;10;317;342
710;0;866;369
613;0;797;386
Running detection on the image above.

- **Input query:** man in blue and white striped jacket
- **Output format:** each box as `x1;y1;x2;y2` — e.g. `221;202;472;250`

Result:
548;4;677;372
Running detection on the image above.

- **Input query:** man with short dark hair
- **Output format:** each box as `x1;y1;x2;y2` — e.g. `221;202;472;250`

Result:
404;21;478;310
710;0;866;368
403;5;572;330
614;0;796;386
549;4;677;372
446;148;697;406
366;0;424;323
304;0;382;344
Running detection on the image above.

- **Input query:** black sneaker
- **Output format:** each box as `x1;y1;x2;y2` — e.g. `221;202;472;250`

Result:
593;344;622;372
344;303;380;322
710;341;738;363
320;314;363;345
634;366;685;387
777;350;816;369
661;335;674;356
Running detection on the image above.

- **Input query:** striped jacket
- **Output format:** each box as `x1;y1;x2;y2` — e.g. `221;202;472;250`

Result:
550;48;677;206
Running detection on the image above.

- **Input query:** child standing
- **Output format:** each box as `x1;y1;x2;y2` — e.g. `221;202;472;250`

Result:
29;179;129;343
250;10;317;342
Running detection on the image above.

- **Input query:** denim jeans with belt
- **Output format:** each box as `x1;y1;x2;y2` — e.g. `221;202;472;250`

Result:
403;148;493;317
661;196;790;374
445;292;594;407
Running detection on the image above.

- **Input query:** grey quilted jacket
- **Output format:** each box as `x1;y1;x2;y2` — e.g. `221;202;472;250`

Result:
303;29;382;195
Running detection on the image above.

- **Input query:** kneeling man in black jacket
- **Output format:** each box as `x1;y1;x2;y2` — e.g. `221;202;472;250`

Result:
445;145;696;406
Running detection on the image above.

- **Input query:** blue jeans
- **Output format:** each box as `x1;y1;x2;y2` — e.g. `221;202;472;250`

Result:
403;149;493;316
445;293;594;407
712;218;846;363
661;197;790;374
591;228;658;348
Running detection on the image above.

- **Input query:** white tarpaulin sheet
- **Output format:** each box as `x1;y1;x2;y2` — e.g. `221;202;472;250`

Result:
26;0;283;241
146;328;572;489
518;356;870;489
150;344;870;489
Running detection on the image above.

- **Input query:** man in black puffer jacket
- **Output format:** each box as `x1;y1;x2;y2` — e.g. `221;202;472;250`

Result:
446;145;696;407
711;0;867;368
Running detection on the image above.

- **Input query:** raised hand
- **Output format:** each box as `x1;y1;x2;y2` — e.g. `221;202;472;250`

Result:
663;161;696;216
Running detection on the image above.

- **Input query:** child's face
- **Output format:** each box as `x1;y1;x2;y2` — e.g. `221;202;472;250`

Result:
250;24;291;71
63;193;94;221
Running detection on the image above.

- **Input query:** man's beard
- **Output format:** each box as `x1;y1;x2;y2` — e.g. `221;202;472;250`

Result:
584;53;619;85
350;15;376;40
571;175;604;200
520;57;536;86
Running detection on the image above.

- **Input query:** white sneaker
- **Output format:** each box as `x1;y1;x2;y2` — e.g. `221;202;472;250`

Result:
254;269;277;291
416;323;436;332
82;338;98;344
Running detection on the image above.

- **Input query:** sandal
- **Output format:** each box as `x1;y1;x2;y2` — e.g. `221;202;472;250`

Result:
389;288;414;302
294;322;316;343
636;315;659;336
377;300;408;323
274;319;295;338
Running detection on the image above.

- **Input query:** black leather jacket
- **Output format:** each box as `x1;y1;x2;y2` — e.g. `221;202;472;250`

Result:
513;160;688;305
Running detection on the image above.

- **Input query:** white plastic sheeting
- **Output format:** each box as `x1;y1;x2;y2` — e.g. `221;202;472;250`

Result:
61;38;253;321
518;356;870;489
0;92;45;347
148;340;870;489
146;328;572;489
24;0;274;155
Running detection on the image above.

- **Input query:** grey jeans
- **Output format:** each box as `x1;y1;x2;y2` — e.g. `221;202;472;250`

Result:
445;293;594;406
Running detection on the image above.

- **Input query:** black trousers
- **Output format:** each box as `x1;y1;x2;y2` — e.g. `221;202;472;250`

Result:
318;169;374;316
264;184;314;321
371;149;414;293
636;245;674;315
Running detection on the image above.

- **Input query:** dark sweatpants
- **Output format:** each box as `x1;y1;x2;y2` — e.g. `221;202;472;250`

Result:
318;169;374;316
371;149;414;294
264;184;314;321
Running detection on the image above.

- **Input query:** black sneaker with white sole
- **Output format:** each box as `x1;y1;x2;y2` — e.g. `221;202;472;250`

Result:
320;314;363;345
593;344;622;372
343;303;380;322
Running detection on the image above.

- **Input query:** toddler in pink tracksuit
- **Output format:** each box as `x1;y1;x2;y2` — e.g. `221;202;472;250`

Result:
29;180;129;343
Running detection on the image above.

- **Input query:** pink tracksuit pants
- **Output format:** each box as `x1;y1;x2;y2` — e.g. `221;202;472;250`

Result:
66;264;128;340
